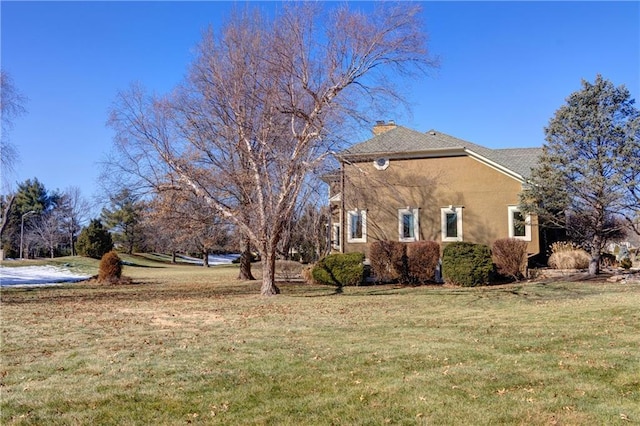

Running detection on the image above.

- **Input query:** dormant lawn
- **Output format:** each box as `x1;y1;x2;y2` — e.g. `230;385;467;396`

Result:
1;256;639;425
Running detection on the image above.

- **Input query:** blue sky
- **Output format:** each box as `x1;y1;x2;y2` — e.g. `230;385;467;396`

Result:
2;1;638;210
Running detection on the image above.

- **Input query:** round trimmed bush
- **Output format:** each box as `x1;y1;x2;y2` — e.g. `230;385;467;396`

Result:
99;251;122;284
311;252;365;287
442;242;493;287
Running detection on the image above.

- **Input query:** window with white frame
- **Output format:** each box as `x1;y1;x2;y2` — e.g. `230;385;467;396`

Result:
441;206;463;242
398;208;419;242
332;223;341;250
347;210;367;243
508;206;531;241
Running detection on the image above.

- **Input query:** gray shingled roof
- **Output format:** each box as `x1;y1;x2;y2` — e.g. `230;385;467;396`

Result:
491;148;543;179
340;126;541;180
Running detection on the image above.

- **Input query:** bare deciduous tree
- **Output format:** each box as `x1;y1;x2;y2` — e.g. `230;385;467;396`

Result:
29;212;63;259
108;3;435;295
146;188;230;267
58;186;91;256
1;70;27;179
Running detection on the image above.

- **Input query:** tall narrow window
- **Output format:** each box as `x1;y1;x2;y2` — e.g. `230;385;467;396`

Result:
441;206;463;242
508;206;531;241
347;210;367;243
398;208;419;242
332;224;341;250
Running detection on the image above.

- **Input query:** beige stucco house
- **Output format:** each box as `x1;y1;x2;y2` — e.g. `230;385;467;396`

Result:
326;122;542;259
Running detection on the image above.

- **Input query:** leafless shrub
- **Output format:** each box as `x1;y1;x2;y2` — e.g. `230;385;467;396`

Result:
370;241;405;283
301;265;315;284
407;241;440;283
492;238;528;281
276;260;302;281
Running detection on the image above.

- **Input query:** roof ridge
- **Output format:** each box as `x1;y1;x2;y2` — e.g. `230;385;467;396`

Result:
494;147;542;151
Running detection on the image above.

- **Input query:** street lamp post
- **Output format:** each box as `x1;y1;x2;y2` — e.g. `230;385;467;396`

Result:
20;210;36;260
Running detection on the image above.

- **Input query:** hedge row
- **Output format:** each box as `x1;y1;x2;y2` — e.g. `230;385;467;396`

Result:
370;240;440;284
310;238;529;288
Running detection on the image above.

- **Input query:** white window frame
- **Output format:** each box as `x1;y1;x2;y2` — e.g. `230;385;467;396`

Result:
347;209;367;243
441;206;463;242
398;208;419;242
508;206;531;241
332;223;341;250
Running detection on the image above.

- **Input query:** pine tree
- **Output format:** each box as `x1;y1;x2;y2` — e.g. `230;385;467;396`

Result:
101;189;144;254
520;75;640;275
1;178;58;257
76;219;113;259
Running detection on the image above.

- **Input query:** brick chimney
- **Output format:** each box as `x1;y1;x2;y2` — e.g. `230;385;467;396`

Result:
372;120;397;136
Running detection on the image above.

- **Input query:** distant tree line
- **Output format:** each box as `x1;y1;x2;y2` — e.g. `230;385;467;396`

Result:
0;177;329;263
1;179;90;259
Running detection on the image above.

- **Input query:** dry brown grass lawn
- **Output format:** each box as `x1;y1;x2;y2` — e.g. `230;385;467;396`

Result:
1;256;639;425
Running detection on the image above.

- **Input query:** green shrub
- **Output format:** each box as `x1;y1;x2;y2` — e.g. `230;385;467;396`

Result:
76;219;113;259
492;238;528;281
442;242;493;287
407;241;440;283
98;251;122;284
369;241;405;283
311;252;365;287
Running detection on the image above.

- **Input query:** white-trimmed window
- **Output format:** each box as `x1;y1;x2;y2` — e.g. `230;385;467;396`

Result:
398;208;419;242
508;206;531;241
347;209;367;243
332;223;341;250
441;206;463;242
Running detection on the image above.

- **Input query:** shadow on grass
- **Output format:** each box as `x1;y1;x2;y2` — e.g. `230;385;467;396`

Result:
3;276;634;307
283;279;633;304
0;279;264;306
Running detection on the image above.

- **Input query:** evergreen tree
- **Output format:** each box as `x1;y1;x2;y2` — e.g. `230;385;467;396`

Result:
520;75;640;275
101;189;144;254
76;219;113;259
1;178;58;257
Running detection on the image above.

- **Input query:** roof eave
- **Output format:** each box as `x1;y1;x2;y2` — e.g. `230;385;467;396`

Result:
337;147;527;183
338;147;468;162
464;149;526;183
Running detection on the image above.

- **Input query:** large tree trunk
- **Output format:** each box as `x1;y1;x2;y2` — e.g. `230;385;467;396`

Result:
237;234;255;280
588;252;600;276
589;235;602;276
260;248;280;296
0;195;15;241
203;250;209;268
171;251;176;264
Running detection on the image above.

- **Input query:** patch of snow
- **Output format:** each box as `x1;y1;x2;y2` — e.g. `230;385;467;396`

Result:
0;266;91;288
176;253;240;265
